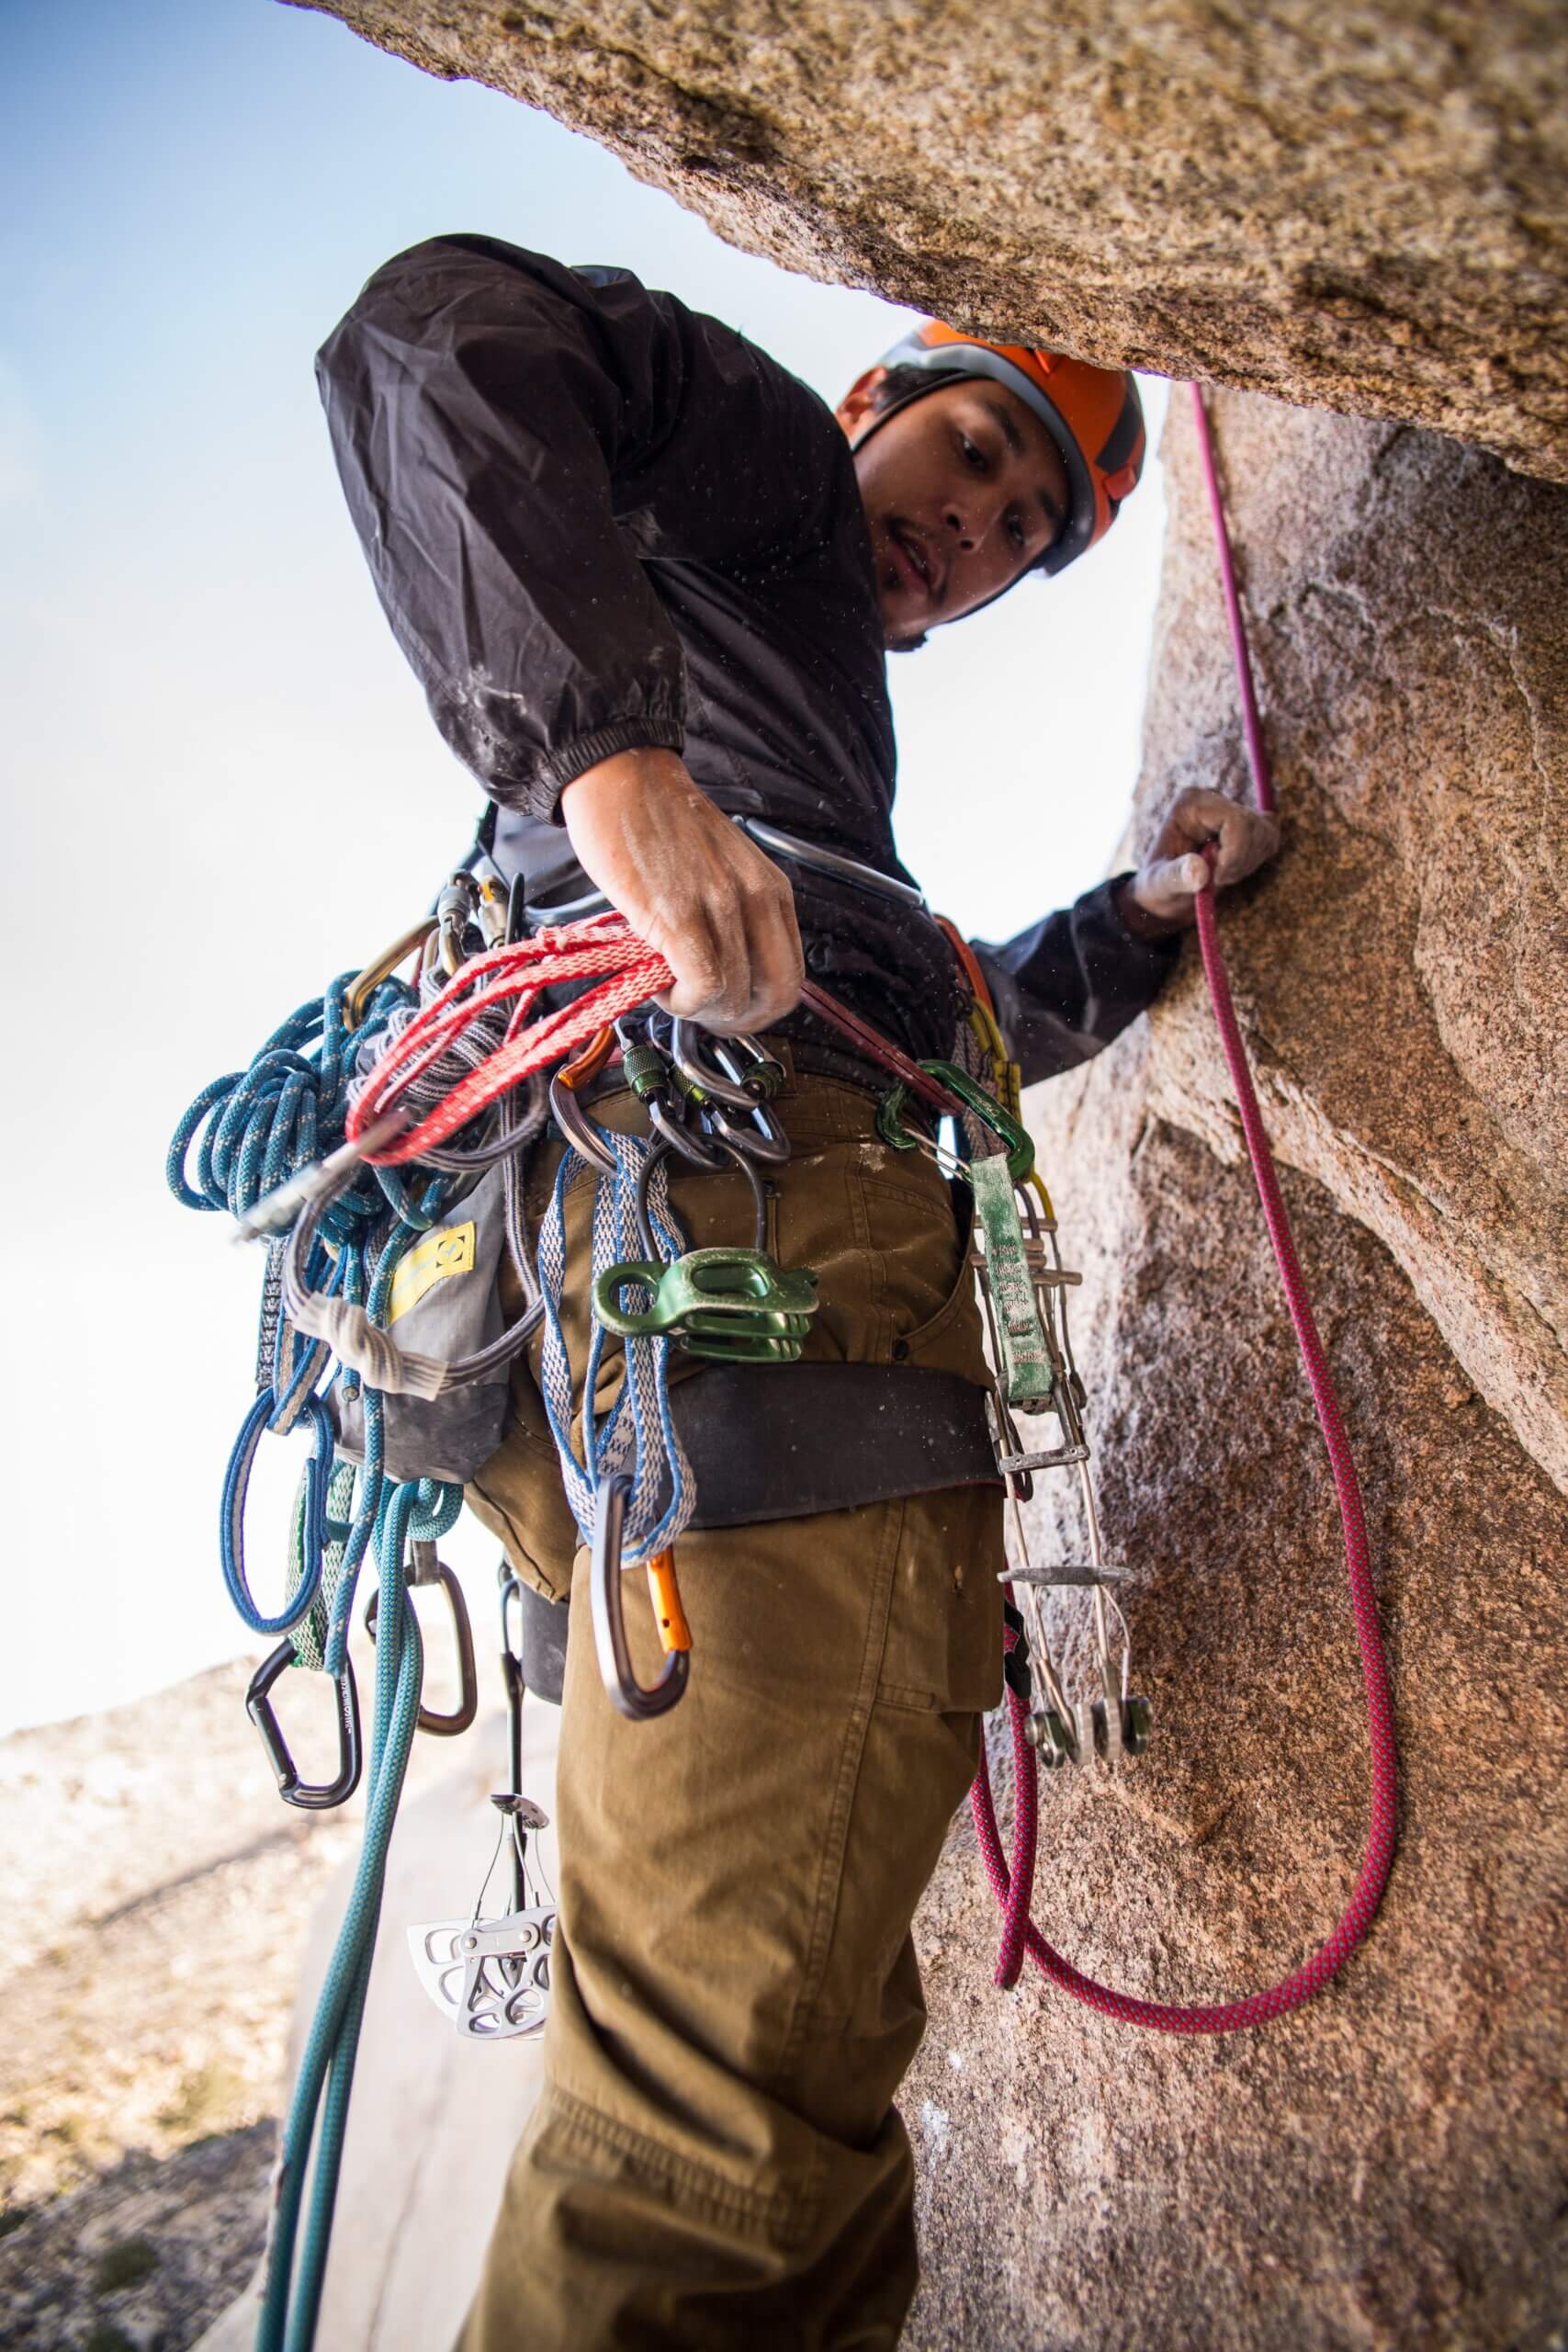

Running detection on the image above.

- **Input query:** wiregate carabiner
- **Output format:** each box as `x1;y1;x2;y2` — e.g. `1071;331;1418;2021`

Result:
246;1641;363;1809
363;1544;479;1737
589;1470;691;1723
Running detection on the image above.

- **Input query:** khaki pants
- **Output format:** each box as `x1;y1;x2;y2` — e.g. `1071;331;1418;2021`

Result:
463;1066;1005;2349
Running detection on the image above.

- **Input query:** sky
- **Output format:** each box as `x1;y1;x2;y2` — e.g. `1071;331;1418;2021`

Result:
0;0;1170;1734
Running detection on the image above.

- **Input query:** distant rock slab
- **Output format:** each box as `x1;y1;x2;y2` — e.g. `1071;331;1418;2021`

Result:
291;0;1568;481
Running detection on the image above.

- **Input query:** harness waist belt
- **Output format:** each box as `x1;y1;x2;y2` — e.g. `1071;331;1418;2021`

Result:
518;1363;999;1702
672;1362;999;1527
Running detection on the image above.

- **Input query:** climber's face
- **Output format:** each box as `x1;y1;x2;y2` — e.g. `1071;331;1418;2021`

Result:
839;373;1070;648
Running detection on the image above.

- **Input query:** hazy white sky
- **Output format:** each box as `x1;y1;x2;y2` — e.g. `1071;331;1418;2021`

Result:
0;0;1169;1734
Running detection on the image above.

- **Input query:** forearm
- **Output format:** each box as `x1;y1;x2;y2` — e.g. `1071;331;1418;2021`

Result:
970;876;1182;1087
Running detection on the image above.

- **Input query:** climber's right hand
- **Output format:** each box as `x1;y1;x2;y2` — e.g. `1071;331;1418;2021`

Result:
560;748;804;1035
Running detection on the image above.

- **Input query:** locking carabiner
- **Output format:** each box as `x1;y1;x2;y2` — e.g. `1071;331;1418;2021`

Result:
246;1641;363;1809
589;1470;691;1722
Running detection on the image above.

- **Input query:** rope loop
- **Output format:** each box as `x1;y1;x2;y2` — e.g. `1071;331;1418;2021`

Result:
969;380;1398;2033
220;1391;335;1639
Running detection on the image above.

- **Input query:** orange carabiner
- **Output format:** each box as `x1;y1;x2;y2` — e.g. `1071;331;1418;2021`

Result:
556;1023;616;1091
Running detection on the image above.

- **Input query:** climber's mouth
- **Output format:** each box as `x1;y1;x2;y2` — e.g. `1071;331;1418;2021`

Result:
889;520;942;603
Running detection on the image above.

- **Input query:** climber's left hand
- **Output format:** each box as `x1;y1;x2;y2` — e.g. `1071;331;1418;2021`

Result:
1116;786;1280;938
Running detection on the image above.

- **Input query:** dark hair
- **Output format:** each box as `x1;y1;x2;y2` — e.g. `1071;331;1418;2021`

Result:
866;362;961;416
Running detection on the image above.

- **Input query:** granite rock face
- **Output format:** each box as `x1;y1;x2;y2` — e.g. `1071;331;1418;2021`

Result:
1140;390;1568;1501
293;0;1568;481
901;390;1568;2347
907;1079;1568;2349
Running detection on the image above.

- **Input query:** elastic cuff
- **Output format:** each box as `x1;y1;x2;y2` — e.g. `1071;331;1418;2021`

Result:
530;718;687;825
1099;872;1185;959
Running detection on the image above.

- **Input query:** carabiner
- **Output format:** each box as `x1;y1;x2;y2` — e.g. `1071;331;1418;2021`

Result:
344;918;437;1032
647;1090;730;1168
878;1060;1035;1184
363;1545;479;1736
246;1640;362;1809
547;1025;622;1176
668;1019;762;1109
589;1471;691;1723
548;1071;619;1177
705;1041;791;1164
435;871;480;976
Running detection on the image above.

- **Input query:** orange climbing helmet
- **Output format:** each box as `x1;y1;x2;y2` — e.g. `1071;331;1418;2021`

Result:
846;320;1146;578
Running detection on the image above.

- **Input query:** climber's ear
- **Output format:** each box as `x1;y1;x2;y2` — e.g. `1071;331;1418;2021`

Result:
836;366;888;447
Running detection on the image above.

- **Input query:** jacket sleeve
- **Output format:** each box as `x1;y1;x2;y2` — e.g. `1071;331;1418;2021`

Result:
969;876;1182;1088
317;235;772;820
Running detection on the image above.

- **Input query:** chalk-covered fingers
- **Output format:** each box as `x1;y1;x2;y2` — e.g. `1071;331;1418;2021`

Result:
1120;786;1281;934
560;748;804;1035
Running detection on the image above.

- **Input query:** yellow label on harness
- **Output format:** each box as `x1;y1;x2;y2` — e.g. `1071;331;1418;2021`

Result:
387;1221;477;1325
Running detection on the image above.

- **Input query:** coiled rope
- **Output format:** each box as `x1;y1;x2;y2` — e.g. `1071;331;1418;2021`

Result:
970;380;1399;2032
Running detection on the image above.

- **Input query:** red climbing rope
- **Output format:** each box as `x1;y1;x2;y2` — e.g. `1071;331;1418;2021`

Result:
346;911;673;1166
970;380;1399;2031
991;1593;1039;1993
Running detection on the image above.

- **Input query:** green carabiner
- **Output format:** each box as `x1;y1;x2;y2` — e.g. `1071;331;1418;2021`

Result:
876;1059;1034;1185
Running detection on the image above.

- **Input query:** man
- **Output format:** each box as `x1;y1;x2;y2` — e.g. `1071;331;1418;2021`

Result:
318;235;1276;2347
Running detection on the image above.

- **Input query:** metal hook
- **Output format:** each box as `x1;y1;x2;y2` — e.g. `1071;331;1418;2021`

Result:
705;1042;792;1164
668;1019;764;1108
246;1642;362;1809
589;1471;691;1723
344;918;437;1032
363;1551;479;1737
647;1091;730;1168
548;1070;620;1177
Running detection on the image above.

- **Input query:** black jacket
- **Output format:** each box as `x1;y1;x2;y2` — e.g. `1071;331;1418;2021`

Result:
317;235;1179;1081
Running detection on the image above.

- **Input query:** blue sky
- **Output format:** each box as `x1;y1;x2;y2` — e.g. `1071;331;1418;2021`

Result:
0;0;1168;1731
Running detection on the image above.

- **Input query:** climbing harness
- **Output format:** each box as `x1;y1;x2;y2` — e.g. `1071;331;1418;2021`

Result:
168;880;847;2346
